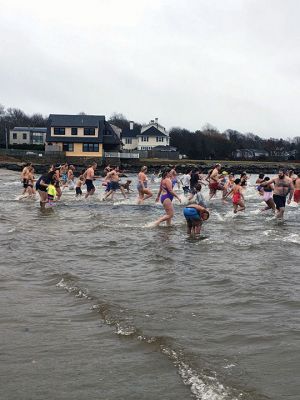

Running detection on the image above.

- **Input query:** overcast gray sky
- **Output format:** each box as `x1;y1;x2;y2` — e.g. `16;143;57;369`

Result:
1;0;299;138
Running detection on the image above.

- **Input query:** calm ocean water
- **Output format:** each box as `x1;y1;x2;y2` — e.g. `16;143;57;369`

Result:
0;168;299;400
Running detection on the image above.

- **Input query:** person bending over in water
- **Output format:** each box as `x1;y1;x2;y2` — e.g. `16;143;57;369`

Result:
154;168;181;226
260;169;294;219
183;205;210;235
137;166;152;204
225;178;245;213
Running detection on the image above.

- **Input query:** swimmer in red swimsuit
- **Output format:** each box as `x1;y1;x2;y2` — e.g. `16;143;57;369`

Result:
225;178;245;213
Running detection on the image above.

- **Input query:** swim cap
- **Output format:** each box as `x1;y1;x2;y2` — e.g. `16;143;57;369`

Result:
222;171;228;175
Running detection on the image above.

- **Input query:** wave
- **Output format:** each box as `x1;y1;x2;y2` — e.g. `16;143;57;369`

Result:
55;275;267;400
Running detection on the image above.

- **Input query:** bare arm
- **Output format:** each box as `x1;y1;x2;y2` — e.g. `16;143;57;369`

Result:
287;181;294;203
260;178;276;187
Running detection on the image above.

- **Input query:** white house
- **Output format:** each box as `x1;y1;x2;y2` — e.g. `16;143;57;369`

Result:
137;118;169;150
121;121;139;151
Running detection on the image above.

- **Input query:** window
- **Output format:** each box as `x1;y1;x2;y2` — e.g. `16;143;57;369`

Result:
141;136;149;142
82;143;99;152
13;133;17;139
71;127;78;135
54;127;65;135
156;137;164;142
84;128;95;136
23;133;27;140
63;143;74;152
125;138;132;144
33;134;43;144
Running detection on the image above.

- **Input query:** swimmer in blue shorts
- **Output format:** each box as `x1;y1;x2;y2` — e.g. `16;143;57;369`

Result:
183;204;209;235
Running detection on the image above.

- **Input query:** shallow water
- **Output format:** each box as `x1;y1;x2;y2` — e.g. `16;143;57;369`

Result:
0;169;299;400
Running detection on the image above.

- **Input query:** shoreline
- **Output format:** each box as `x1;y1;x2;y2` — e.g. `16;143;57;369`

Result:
0;156;299;175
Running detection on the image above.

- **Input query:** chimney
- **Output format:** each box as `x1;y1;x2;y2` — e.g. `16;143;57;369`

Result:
129;121;134;130
155;118;158;124
150;120;154;124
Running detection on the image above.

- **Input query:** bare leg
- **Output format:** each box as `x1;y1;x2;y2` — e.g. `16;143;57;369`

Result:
276;207;285;219
237;199;245;212
120;186;128;199
154;199;174;226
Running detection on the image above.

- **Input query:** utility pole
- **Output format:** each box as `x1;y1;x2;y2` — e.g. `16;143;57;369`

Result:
5;126;8;150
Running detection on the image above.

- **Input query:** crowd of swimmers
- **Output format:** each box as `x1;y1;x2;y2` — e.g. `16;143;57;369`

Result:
20;162;300;235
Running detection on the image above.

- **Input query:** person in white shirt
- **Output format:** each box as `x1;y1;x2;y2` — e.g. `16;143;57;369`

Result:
180;170;191;195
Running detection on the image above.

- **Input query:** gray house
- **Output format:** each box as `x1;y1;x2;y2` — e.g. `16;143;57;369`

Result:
10;127;47;145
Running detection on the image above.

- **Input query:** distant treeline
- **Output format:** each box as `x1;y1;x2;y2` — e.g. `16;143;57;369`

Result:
0;104;47;146
1;106;300;160
109;113;300;161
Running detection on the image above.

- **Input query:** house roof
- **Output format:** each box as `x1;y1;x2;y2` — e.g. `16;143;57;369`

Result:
48;114;105;127
121;126;141;138
11;127;47;133
137;126;168;137
46;114;121;147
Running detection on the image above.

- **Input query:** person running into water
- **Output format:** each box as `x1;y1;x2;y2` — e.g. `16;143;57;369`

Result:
240;171;249;187
225;178;245;213
260;177;275;212
293;173;300;204
67;165;76;190
75;174;85;197
260;169;294;219
103;167;127;200
84;162;98;198
46;177;57;207
170;166;180;189
53;166;62;200
20;163;32;195
26;166;36;198
183;204;210;235
190;168;200;194
188;183;207;208
35;169;56;208
154;168;181;226
180;169;191;195
137;166;153;204
208;164;224;199
223;173;235;200
256;173;265;196
60;164;68;186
